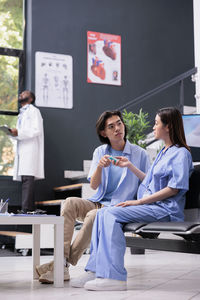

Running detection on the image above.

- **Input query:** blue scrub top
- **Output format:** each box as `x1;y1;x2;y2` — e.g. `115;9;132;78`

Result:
88;140;150;206
101;148;123;206
137;145;194;221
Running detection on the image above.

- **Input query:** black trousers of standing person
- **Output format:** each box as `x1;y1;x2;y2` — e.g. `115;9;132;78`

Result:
21;176;35;212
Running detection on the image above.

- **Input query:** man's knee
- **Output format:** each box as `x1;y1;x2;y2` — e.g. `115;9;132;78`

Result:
61;197;80;216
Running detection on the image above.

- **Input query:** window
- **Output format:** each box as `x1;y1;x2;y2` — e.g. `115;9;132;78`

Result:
0;48;24;115
0;0;23;50
0;0;24;175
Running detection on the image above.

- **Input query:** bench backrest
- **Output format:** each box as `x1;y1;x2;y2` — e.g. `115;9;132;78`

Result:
184;165;200;221
185;166;200;209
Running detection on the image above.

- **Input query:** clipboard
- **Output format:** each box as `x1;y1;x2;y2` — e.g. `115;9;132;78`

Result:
0;125;12;135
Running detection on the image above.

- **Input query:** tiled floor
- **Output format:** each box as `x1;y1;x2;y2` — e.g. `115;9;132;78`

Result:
0;249;200;300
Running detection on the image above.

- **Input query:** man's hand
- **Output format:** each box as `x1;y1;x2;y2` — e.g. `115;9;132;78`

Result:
10;128;18;136
90;155;112;190
98;155;112;168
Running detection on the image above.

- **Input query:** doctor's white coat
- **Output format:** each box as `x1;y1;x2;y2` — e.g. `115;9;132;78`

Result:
13;104;44;181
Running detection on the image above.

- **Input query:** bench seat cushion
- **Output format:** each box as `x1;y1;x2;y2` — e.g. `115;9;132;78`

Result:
123;223;146;232
141;222;200;233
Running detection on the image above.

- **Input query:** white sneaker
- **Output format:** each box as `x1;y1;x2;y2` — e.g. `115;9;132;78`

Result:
84;278;127;291
39;266;70;284
70;271;96;288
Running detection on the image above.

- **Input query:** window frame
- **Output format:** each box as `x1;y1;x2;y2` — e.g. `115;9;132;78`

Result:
0;47;25;115
0;1;25;178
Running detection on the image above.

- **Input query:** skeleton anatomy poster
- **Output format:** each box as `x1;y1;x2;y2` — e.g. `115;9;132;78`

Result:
35;52;73;109
87;31;121;86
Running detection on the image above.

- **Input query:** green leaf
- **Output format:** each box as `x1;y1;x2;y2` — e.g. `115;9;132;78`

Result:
122;108;150;148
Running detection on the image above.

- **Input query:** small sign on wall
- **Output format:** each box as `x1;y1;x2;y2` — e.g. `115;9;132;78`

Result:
35;52;73;109
87;31;121;86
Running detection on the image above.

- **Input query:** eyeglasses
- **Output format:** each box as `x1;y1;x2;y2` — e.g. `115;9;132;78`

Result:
106;120;123;131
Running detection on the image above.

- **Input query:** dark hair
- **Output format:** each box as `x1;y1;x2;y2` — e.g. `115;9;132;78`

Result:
96;110;127;145
157;107;190;151
29;91;35;104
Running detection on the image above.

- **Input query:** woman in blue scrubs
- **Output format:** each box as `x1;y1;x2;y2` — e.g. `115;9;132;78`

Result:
71;107;194;291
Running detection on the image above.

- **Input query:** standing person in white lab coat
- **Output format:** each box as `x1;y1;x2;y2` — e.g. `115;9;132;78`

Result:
10;90;44;213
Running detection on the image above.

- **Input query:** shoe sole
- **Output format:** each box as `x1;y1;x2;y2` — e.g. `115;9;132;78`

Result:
65;277;70;281
85;285;127;291
39;277;70;284
70;283;84;288
86;287;127;291
39;278;53;284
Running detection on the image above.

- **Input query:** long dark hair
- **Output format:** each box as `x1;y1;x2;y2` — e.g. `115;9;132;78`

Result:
157;107;190;151
96;110;127;145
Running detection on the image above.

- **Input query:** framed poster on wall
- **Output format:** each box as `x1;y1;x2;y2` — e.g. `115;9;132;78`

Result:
35;52;73;109
87;31;121;86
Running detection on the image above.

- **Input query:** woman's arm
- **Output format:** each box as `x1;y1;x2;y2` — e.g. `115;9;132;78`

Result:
90;155;111;190
116;186;178;207
115;156;146;181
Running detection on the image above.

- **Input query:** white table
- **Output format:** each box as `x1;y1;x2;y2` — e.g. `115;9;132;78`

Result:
0;214;64;287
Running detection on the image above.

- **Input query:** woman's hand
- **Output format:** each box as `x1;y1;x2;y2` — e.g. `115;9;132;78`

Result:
116;187;179;207
116;200;142;207
115;156;146;181
115;156;132;168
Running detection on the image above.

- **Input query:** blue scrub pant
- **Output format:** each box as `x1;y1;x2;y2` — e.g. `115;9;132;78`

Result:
85;205;170;281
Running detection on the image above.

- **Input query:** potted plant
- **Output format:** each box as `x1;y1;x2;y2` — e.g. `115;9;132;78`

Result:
122;109;150;148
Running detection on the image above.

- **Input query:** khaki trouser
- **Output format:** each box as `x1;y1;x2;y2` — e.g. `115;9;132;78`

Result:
61;197;101;266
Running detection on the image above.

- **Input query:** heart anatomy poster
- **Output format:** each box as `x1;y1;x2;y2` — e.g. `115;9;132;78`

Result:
87;31;121;86
35;52;73;109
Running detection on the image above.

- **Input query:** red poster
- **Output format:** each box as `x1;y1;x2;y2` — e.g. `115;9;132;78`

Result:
87;31;121;86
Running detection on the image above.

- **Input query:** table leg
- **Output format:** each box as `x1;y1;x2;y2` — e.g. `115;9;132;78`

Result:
54;223;64;287
33;224;40;280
